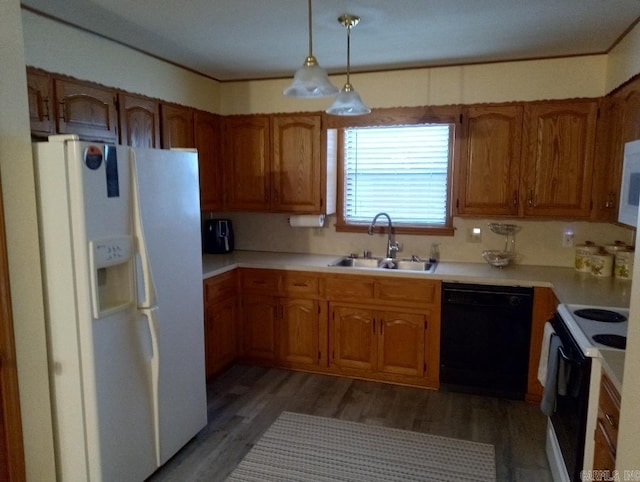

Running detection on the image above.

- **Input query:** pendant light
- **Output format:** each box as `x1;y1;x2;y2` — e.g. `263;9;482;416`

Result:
283;0;338;98
326;14;371;116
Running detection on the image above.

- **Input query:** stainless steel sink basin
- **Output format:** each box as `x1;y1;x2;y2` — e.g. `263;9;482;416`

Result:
329;256;437;273
393;260;435;271
330;256;383;268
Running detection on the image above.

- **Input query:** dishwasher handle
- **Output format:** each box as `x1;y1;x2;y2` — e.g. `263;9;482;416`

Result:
443;291;530;308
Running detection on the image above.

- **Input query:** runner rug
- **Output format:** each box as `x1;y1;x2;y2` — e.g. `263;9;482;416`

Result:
226;411;496;481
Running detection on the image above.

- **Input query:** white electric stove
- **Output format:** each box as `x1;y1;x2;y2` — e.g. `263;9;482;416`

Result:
557;303;629;357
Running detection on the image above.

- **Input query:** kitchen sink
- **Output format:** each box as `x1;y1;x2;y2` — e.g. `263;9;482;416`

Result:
393;260;434;271
329;256;436;273
330;256;383;268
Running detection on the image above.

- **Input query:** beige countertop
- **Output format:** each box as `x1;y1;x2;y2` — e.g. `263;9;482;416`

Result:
202;250;632;308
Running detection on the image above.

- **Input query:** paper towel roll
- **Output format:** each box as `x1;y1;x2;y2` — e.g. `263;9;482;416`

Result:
288;214;325;227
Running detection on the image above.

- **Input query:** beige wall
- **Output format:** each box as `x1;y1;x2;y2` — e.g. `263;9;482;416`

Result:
607;20;640;93
216;212;634;268
220;55;608;115
0;1;56;481
22;10;222;113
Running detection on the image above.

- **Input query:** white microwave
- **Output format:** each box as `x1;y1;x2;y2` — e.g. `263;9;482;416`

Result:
618;139;640;227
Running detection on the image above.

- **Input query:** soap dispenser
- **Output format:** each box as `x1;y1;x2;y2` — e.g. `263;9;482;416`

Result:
429;243;440;263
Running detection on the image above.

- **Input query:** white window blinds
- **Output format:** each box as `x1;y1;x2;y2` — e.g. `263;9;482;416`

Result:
343;124;452;225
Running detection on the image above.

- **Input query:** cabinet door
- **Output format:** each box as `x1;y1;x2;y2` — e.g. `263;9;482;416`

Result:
26;69;54;137
55;78;118;142
242;294;278;362
118;93;160;148
279;298;319;367
377;310;425;377
592;95;623;221
224;116;271;210
205;296;237;377
271;115;322;212
593;80;640;221
194;111;224;211
160;104;194;148
593;421;616;473
456;105;523;216
330;304;376;372
522;101;597;218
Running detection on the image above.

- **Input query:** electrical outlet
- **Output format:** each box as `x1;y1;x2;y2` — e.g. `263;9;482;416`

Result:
467;227;482;243
562;231;574;248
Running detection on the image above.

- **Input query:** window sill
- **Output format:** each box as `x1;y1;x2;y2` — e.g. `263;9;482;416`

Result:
335;223;455;236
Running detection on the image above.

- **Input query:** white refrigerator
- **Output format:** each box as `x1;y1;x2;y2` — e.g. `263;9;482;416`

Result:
32;135;207;481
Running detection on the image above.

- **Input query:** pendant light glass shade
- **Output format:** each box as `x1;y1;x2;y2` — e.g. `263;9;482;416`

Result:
283;56;339;97
283;0;338;97
326;14;370;116
325;83;371;116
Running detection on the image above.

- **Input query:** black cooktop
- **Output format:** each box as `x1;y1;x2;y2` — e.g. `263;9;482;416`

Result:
574;308;628;323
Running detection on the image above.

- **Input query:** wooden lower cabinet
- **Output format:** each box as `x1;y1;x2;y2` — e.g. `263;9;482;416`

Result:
593;373;620;472
205;296;237;376
203;271;238;378
378;310;426;378
329;302;433;385
330;304;376;372
239;268;325;369
278;298;322;367
242;294;278;362
242;295;324;368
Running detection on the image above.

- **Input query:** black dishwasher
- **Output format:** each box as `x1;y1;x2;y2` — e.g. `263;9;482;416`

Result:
440;282;533;400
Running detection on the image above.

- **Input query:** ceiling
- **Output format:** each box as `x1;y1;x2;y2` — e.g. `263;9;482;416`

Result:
21;0;640;82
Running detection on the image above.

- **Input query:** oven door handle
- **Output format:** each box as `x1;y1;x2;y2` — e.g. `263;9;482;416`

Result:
558;345;583;366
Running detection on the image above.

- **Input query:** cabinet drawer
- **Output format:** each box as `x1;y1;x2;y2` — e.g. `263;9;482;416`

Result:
204;271;237;303
240;269;280;292
598;373;620;452
282;272;319;296
324;276;375;301
376;278;439;305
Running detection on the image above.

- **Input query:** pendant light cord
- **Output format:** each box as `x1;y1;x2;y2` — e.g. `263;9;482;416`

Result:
307;0;313;56
346;23;352;84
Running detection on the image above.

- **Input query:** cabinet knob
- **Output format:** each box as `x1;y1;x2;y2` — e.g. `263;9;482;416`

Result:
512;190;518;206
527;190;534;207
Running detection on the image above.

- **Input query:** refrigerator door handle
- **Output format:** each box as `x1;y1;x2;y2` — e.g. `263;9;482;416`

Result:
140;306;161;466
130;150;157;308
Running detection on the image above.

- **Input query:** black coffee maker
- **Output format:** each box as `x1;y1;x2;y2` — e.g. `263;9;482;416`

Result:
202;218;234;253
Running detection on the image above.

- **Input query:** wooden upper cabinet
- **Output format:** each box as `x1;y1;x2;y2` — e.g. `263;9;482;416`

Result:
194;110;224;211
161;103;194;148
224;115;271;211
592;93;626;221
118;93;160;148
456;105;523;216
55;78;118;142
521;100;598;218
593;79;640;221
26;68;54;138
271;115;322;213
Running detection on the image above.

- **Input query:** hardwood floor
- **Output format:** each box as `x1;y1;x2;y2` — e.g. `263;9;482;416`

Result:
147;364;552;482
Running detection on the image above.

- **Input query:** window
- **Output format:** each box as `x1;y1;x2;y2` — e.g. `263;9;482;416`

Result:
340;123;454;231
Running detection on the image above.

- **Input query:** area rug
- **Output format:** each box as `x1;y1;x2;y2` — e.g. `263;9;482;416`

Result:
226;411;496;481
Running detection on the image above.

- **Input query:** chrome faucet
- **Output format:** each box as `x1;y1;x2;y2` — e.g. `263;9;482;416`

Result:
367;212;400;258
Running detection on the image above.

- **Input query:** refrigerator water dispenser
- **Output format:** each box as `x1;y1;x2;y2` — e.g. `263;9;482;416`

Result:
89;236;135;318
